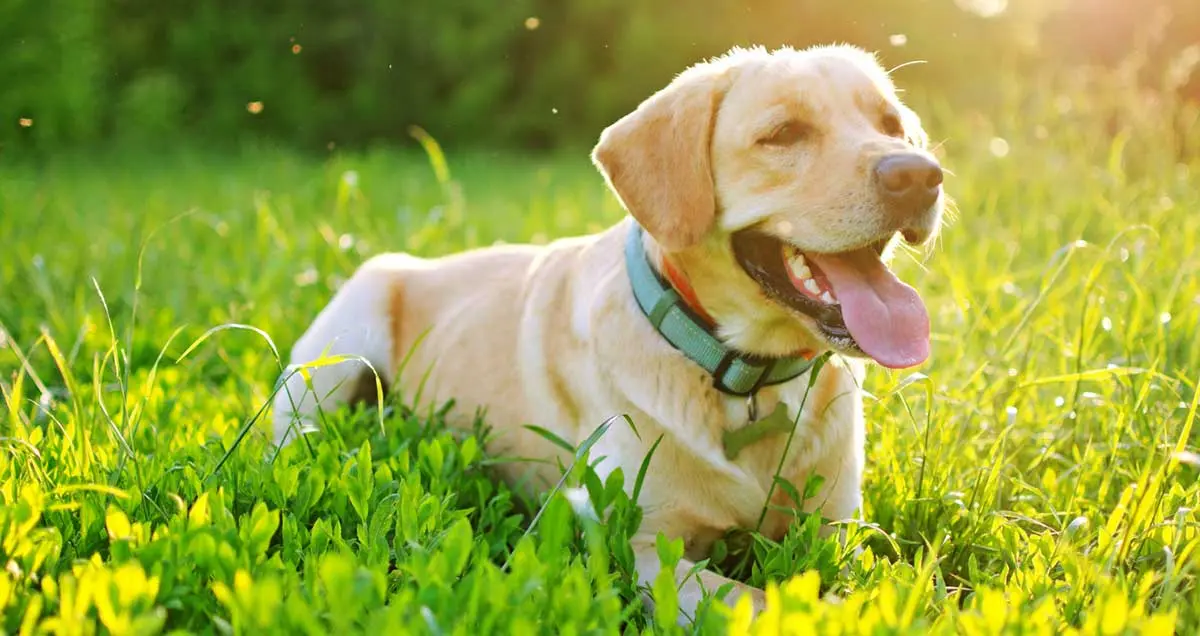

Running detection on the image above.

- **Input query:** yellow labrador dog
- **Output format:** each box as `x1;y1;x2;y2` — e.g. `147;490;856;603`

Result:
273;44;944;620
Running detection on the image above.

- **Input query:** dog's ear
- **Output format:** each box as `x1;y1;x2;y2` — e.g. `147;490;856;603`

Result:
591;66;728;251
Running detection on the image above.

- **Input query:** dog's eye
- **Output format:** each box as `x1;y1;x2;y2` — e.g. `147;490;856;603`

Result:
881;113;905;138
758;121;813;147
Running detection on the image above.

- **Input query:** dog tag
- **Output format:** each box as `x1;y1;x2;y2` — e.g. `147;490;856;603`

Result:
722;400;794;461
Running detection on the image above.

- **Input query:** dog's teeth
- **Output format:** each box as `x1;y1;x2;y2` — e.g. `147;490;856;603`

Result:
804;279;820;295
786;254;811;281
820;291;835;304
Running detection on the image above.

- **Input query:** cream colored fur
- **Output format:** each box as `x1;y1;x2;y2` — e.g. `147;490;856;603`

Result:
272;44;943;624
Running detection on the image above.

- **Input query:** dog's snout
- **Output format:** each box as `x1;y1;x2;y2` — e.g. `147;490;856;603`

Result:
874;153;943;216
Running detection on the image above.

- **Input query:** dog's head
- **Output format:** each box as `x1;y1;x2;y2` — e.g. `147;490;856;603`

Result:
592;45;945;369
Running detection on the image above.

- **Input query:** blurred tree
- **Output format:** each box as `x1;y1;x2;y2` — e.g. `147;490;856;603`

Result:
0;0;1195;154
0;0;104;151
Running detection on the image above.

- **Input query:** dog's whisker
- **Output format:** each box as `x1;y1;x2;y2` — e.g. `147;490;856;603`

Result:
886;59;928;76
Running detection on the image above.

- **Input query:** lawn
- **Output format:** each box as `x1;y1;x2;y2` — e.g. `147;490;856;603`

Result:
2;73;1199;634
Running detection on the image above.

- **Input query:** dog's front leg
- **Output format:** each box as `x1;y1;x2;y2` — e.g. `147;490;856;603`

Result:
633;540;765;625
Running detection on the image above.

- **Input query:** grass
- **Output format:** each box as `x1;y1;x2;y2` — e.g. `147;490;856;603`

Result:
2;65;1200;634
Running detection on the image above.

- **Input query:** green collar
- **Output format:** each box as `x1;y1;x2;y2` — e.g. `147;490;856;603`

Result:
624;223;820;397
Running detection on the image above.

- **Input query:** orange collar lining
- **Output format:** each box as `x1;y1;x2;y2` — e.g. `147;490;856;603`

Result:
660;257;715;326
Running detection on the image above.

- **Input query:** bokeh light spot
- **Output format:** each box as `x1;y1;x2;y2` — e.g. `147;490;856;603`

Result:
954;0;1007;18
889;34;908;47
247;101;264;114
18;118;33;128
294;267;318;287
989;137;1010;157
292;44;302;54
525;17;540;30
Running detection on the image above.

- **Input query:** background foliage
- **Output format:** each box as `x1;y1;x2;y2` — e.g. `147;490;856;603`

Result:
2;0;1198;154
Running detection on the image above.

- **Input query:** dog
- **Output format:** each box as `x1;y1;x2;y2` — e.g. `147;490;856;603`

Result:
272;44;944;622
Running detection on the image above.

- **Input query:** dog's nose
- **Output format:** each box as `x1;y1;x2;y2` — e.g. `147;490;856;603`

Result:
874;153;943;216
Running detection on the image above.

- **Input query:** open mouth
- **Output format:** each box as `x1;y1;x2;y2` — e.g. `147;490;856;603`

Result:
731;230;930;369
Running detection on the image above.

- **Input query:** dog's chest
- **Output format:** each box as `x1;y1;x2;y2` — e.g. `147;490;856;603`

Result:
708;369;857;531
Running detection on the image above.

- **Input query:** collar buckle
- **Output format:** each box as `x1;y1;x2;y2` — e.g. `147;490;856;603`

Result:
712;349;776;397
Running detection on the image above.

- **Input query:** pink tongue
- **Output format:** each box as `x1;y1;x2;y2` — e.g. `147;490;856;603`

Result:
806;250;930;369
